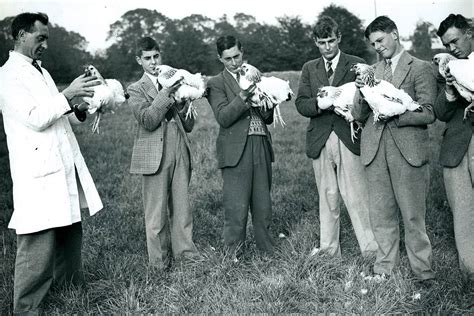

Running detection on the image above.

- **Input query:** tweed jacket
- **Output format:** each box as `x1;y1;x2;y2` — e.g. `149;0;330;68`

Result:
295;52;366;159
352;51;437;167
128;73;194;175
434;91;474;167
206;69;274;169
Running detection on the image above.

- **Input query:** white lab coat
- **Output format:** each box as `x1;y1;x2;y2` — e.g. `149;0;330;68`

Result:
0;52;103;234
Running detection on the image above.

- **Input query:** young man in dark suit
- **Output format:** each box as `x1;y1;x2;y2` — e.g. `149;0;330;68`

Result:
128;37;200;270
206;36;275;257
296;16;377;257
352;16;437;281
434;14;473;285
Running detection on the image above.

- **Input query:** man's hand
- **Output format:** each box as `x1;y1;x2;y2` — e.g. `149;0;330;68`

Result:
62;74;100;102
444;68;457;96
239;83;256;102
164;77;184;99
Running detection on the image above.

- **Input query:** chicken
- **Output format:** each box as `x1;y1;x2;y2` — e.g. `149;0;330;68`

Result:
351;63;421;122
316;82;361;142
433;52;474;119
155;65;206;119
238;63;294;126
83;65;128;133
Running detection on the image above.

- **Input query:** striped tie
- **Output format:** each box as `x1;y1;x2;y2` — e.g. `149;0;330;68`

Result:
326;60;334;83
384;59;392;82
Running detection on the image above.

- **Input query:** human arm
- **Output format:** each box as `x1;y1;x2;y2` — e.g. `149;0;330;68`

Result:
295;63;323;117
206;77;252;128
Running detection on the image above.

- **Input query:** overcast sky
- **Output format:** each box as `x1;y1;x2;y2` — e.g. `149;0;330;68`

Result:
0;0;472;53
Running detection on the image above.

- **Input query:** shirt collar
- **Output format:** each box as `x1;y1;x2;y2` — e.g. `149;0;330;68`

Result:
226;68;240;82
386;49;404;70
10;50;42;66
323;50;341;70
145;72;159;89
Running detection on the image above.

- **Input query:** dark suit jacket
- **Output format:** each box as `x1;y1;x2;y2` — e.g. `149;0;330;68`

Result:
206;70;274;169
352;51;437;167
295;52;365;159
434;92;474;167
128;73;194;175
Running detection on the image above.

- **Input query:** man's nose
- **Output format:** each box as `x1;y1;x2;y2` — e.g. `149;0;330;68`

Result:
448;43;456;52
42;40;48;50
324;42;330;50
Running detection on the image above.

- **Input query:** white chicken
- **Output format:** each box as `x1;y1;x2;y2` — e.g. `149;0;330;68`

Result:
155;65;206;119
433;52;474;119
351;63;421;122
238;63;294;126
316;82;361;142
83;65;128;133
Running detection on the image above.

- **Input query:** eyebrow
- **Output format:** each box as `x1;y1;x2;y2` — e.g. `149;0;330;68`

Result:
224;53;240;59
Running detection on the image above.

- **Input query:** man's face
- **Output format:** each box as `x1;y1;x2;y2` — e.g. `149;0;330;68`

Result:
219;45;243;73
441;26;473;58
18;20;49;60
136;50;162;75
315;32;341;61
368;30;398;59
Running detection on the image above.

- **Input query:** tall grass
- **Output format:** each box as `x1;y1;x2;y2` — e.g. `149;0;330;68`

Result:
0;71;472;313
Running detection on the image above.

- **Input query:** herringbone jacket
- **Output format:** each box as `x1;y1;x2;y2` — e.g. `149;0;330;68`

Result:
128;73;194;175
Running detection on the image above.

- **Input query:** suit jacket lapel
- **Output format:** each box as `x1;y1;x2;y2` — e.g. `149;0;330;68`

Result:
332;52;349;87
222;69;240;96
141;73;158;99
314;58;330;86
392;51;411;89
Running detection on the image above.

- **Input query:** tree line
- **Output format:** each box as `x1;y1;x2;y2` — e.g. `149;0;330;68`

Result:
0;5;443;84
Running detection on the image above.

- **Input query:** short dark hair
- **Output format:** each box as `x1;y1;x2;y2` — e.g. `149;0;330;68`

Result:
365;16;398;39
11;12;49;40
313;16;340;39
135;36;160;57
216;36;242;57
437;14;471;37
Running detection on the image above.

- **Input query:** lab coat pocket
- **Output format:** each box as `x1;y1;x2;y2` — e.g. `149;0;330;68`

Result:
30;143;63;178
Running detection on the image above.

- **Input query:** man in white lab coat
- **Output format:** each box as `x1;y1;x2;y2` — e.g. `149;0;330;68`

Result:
0;12;103;314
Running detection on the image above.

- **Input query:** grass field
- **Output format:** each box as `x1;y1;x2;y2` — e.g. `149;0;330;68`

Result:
0;71;473;313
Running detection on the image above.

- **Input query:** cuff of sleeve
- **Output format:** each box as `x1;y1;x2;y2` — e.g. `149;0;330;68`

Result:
445;91;457;102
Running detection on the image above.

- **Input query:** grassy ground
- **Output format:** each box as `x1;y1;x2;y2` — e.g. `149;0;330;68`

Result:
0;71;472;313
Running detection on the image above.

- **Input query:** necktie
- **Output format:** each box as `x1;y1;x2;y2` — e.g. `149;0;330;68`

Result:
32;60;43;75
326;60;334;81
384;59;393;82
236;71;241;84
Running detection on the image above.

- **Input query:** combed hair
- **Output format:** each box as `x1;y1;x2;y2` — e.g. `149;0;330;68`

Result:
313;16;340;39
135;36;160;56
216;36;242;57
365;16;398;39
437;14;471;37
11;12;48;40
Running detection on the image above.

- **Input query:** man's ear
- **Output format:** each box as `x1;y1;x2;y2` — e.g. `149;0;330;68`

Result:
135;56;142;65
391;30;399;41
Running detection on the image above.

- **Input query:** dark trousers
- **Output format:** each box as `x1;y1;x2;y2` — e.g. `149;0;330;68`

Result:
13;222;83;315
221;135;274;254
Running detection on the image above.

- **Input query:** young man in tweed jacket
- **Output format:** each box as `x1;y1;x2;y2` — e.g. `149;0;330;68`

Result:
128;37;200;270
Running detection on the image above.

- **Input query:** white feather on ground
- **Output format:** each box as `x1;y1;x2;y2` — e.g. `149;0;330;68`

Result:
155;65;206;119
83;65;127;133
351;63;421;122
433;52;474;119
316;82;361;142
239;63;294;126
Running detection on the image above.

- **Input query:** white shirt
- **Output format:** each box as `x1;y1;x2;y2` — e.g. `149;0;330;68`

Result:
323;50;341;73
